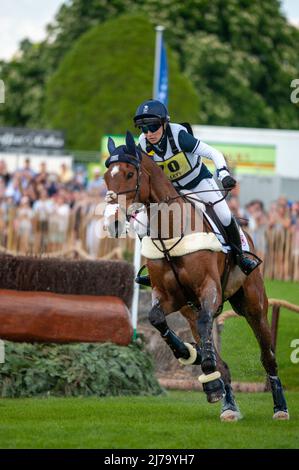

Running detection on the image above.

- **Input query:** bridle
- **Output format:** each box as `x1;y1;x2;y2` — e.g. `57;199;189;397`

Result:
105;161;147;227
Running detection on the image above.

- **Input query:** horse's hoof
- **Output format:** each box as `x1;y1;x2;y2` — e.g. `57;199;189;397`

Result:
206;389;226;404
178;343;197;365
273;410;289;420
220;409;242;422
201;374;225;404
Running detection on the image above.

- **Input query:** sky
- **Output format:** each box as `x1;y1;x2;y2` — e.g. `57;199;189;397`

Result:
0;0;298;61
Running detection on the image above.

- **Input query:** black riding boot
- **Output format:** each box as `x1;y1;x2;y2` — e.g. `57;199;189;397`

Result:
224;218;260;275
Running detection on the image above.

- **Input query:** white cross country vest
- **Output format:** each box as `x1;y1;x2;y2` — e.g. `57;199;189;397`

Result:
138;123;203;189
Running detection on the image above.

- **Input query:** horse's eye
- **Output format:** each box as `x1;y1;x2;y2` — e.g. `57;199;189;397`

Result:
126;172;134;180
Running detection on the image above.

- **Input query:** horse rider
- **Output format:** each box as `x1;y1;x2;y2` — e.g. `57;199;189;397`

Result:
133;99;259;284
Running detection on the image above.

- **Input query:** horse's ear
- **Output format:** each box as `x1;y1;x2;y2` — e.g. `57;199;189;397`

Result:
125;131;138;157
107;136;116;155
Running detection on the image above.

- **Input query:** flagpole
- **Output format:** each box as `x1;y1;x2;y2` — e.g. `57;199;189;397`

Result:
131;25;166;341
153;25;165;99
131;235;141;340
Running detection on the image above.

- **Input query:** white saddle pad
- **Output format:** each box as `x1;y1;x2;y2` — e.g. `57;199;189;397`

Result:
141;232;223;260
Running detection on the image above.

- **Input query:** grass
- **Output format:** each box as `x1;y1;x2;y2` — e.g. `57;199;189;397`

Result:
0;391;298;449
0;279;297;449
220;279;299;390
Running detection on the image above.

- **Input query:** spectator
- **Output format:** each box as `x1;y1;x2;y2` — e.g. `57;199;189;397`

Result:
32;188;53;251
0;160;10;185
246;200;268;260
47;173;59;197
15;196;33;252
87;168;105;194
48;193;70;251
20;158;35;178
70;166;87;192
58;163;74;184
268;196;291;231
35;161;49;185
5;174;22;205
291;201;299;258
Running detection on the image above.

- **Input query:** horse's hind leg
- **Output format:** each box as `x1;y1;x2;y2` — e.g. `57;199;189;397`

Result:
229;282;289;420
148;299;201;364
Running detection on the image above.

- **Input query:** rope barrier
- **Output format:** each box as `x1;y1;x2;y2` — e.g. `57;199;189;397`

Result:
217;298;299;326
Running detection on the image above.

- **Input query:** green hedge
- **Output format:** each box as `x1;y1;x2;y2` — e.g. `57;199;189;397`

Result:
0;339;164;398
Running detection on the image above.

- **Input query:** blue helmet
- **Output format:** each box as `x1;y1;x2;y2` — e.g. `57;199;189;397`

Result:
134;99;170;127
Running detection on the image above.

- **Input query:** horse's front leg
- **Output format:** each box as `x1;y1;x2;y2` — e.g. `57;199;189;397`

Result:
149;297;201;364
196;280;225;403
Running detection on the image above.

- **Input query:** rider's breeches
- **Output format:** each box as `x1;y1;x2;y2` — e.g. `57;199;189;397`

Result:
184;177;232;227
133;177;232;236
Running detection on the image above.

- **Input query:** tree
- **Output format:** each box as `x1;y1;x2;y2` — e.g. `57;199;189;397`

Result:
44;14;199;150
1;0;298;130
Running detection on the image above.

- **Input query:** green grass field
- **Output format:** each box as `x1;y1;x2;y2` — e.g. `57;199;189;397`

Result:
220;279;299;390
0;392;298;449
0;279;298;449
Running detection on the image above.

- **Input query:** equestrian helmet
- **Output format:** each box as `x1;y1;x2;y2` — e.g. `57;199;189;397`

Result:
134;99;170;127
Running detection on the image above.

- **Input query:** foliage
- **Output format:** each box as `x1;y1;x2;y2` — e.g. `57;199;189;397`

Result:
44;14;199;150
0;40;50;127
0;338;164;398
1;0;299;135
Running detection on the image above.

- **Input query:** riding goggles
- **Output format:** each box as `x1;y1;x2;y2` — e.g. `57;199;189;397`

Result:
140;123;162;134
135;117;162;134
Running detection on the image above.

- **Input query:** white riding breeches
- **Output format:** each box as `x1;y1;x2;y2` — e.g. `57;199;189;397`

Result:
183;177;232;227
132;177;232;237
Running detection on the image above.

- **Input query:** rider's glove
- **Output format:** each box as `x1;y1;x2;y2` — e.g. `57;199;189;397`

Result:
222;175;237;189
216;167;236;189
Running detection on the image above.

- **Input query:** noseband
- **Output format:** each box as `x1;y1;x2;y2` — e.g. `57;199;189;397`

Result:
105;163;144;224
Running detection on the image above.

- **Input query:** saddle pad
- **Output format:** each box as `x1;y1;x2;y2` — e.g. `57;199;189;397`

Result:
141;232;223;260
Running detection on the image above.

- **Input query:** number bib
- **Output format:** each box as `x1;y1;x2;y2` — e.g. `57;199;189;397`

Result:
156;152;192;182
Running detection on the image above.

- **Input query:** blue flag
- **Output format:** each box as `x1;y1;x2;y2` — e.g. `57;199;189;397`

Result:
157;41;168;106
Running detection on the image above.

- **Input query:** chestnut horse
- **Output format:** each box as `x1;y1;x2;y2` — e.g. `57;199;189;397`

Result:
104;131;289;421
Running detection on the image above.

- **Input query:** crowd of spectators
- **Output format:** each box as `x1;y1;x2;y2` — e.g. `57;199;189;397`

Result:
0;158;106;253
1;157;299;266
227;194;299;260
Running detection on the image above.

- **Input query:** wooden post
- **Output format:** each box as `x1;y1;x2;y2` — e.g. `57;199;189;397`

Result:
271;304;280;352
265;303;280;391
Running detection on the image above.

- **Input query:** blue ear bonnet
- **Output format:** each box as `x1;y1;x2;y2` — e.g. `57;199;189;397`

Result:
105;132;142;169
105;145;141;169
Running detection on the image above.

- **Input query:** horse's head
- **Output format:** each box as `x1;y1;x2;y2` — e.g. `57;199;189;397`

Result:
104;131;149;237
